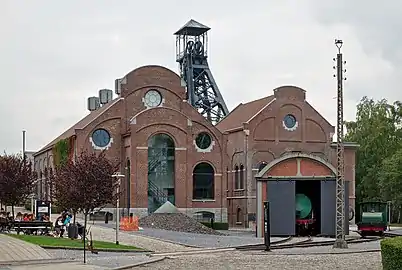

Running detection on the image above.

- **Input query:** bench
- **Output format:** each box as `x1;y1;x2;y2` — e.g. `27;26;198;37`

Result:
13;221;52;235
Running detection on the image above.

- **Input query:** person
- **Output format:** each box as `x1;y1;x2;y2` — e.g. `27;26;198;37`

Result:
77;222;84;239
54;215;64;237
15;212;23;221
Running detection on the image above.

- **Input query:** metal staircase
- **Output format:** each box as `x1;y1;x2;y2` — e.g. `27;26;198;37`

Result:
148;148;171;213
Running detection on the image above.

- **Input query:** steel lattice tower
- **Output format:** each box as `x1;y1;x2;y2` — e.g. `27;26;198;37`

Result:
333;39;348;249
174;20;229;124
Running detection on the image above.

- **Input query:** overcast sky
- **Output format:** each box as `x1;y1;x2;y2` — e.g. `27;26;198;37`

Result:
1;0;400;153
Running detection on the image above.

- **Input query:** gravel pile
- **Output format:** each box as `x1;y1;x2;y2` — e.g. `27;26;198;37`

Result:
139;212;223;235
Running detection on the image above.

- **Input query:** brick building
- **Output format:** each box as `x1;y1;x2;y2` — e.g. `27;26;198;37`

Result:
33;66;357;231
33;65;228;222
217;85;357;234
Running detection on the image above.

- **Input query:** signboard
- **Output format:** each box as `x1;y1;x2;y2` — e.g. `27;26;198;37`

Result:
35;200;51;220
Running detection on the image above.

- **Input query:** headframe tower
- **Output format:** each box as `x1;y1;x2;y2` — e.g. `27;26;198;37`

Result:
174;19;229;124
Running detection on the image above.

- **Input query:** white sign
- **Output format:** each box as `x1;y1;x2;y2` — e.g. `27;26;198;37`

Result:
38;206;48;213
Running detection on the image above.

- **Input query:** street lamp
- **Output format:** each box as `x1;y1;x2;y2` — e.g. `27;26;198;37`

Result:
111;172;125;245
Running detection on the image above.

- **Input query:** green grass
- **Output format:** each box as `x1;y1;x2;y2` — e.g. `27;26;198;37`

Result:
8;234;142;251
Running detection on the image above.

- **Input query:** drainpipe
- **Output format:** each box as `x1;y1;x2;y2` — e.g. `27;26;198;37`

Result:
243;123;250;228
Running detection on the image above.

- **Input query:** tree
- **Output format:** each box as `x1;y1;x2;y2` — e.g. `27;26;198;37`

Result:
0;154;36;217
51;161;81;220
378;148;402;222
51;150;119;263
345;97;402;203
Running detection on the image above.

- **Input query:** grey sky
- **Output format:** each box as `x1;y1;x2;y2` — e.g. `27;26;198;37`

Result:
1;0;400;153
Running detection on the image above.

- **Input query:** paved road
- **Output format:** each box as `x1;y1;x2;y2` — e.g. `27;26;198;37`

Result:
5;262;104;270
0;234;53;262
47;249;154;269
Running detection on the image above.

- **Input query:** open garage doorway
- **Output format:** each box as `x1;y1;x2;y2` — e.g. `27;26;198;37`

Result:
295;180;321;236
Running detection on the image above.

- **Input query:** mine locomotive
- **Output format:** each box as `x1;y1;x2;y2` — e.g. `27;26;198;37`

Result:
357;201;388;237
295;193;316;236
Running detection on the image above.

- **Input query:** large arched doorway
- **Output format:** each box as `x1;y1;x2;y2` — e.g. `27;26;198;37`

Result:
193;163;215;200
148;133;175;213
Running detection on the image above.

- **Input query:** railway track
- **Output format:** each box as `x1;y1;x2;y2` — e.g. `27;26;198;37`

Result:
236;236;384;251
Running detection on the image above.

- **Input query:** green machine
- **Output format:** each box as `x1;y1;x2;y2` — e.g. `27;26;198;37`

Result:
357;201;388;236
295;193;315;236
296;193;312;219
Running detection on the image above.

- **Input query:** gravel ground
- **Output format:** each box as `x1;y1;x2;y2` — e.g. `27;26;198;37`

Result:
82;223;194;252
143;250;383;270
134;227;276;248
47;249;152;269
86;221;283;248
139;213;222;235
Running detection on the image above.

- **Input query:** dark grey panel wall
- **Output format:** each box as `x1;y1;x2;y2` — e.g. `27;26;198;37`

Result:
321;179;350;237
321;180;336;236
267;180;296;236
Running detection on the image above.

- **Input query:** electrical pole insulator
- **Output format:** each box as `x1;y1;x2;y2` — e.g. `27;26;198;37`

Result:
333;39;348;249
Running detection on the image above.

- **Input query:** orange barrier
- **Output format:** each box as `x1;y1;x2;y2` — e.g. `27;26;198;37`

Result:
119;216;139;231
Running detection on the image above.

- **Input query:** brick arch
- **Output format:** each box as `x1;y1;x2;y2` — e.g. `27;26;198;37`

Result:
255;153;336;178
123;65;185;98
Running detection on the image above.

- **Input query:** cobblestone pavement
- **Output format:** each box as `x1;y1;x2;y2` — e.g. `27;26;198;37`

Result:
143;250;383;270
0;234;53;262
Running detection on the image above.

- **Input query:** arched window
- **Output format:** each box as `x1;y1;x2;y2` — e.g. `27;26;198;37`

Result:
193;163;215;199
148;133;175;213
193;211;215;222
39;171;43;200
236;207;242;223
234;165;239;189
239;164;244;189
226;167;229;192
49;167;54;200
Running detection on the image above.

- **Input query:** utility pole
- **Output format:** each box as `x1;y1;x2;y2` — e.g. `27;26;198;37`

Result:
22;130;26;158
333;39;348;249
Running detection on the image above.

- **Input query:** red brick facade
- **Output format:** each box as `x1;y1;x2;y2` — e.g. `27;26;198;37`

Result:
33;67;357;227
34;65;228;221
217;86;357;228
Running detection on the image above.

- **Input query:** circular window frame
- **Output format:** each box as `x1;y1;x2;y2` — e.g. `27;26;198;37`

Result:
91;128;111;148
195;132;213;151
143;89;162;108
282;114;298;131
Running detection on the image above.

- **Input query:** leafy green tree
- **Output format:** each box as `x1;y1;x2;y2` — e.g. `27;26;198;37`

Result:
344;97;402;202
379;148;402;222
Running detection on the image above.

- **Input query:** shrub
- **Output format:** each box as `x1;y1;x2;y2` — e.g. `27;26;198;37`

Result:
201;222;229;230
381;237;402;270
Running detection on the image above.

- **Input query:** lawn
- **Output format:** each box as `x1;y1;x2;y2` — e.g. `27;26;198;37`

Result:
8;234;142;251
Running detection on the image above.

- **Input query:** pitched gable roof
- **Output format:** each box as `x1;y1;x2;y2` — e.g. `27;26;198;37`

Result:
216;96;274;132
34;98;122;156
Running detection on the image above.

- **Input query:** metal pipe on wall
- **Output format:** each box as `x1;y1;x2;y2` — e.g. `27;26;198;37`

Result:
244;128;250;228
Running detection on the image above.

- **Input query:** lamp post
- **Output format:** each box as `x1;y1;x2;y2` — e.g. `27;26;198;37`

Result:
112;172;125;245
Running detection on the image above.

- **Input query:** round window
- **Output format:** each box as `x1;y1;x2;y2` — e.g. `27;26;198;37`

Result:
195;132;212;150
92;129;111;148
144;89;162;108
283;114;297;129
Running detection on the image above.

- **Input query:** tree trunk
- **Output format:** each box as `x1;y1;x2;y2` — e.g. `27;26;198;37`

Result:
73;212;76;225
83;213;87;263
11;204;15;218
